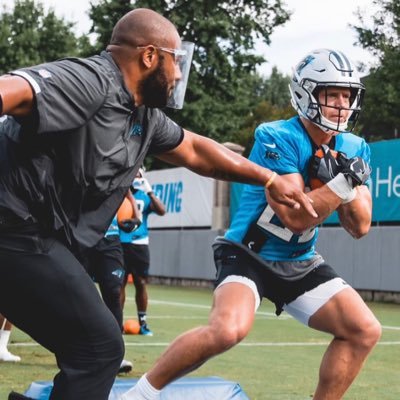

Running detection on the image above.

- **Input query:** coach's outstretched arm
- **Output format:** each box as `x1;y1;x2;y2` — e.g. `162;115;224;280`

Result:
157;129;317;217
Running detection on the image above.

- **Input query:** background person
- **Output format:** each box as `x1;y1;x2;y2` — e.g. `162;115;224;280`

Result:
120;168;166;337
122;48;381;400
0;8;315;399
82;191;140;374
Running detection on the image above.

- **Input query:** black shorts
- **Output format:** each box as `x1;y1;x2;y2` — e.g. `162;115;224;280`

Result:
121;243;150;277
83;235;125;285
213;244;339;316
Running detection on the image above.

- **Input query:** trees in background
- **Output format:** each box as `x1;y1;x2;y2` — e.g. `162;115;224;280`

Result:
0;0;80;74
82;0;133;56
8;1;399;149
353;0;400;141
0;0;296;167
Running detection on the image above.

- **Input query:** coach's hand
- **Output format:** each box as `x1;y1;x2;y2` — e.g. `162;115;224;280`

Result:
266;174;318;218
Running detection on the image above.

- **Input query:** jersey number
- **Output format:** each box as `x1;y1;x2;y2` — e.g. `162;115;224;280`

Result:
136;199;145;212
256;205;315;243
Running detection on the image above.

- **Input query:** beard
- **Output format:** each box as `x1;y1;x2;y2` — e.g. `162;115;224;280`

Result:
139;58;171;108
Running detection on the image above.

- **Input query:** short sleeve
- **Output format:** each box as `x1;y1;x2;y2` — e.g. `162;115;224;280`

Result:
148;110;184;154
360;139;372;187
250;123;300;174
11;58;108;134
359;139;371;164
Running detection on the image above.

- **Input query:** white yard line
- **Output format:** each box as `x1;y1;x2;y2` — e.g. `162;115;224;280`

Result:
148;299;211;309
381;325;400;330
146;298;291;319
148;299;400;323
11;300;398;348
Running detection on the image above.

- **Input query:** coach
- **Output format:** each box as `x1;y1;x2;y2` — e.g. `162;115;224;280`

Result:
0;8;315;400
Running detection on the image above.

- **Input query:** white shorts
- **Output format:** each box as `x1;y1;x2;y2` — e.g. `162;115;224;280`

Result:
217;276;349;326
283;277;349;325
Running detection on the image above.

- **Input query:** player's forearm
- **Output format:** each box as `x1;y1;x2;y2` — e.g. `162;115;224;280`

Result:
149;193;166;215
337;188;372;238
275;186;341;233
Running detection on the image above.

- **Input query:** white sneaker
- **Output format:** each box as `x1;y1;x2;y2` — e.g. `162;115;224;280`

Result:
0;349;21;362
118;359;133;374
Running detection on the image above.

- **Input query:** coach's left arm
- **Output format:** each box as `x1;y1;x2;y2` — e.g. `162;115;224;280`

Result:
157;129;317;217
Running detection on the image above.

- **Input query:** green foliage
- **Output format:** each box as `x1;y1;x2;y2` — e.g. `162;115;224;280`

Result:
262;66;292;109
0;0;80;74
353;0;400;141
139;0;290;141
0;0;296;168
83;0;133;56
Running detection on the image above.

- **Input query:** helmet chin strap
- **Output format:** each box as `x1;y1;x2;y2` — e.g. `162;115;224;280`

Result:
309;115;348;136
314;104;352;134
310;120;340;136
321;114;348;135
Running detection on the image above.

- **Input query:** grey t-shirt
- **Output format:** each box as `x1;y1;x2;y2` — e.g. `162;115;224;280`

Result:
0;51;183;250
213;237;324;281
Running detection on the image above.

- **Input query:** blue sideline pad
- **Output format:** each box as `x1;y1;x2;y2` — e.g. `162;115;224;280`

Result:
24;376;250;400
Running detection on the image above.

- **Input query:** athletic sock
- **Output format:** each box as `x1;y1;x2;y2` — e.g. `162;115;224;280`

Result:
121;373;161;400
138;311;147;326
0;330;21;362
0;329;11;351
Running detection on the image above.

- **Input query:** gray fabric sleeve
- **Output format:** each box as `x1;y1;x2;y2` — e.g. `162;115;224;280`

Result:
11;58;108;134
148;109;184;154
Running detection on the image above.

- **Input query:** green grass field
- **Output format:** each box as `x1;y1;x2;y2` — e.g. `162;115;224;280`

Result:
1;284;399;399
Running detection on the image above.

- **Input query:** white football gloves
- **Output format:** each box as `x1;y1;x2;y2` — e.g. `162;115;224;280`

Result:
134;177;153;194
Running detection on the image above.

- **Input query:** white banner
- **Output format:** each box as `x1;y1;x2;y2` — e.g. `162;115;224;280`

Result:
145;167;214;228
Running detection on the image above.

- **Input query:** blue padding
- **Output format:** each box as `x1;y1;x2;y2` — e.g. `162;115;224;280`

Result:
24;376;250;400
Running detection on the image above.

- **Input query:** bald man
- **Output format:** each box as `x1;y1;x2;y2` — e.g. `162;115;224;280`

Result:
0;8;315;400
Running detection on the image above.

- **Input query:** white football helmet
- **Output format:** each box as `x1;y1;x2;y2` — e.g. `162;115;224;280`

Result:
289;48;365;134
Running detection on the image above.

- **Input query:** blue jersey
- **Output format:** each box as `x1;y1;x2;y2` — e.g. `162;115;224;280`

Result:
119;190;154;244
225;116;371;261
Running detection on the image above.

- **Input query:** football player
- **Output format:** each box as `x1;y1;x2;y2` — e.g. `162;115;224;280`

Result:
123;49;381;400
120;168;166;337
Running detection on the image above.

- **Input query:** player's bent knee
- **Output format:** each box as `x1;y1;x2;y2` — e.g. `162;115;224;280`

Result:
362;317;382;348
210;323;248;350
349;315;382;352
103;286;122;304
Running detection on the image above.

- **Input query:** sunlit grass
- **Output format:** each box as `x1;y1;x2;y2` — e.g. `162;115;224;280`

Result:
1;284;399;399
